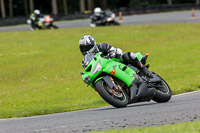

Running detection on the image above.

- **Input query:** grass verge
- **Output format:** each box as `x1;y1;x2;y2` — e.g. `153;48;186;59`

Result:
92;121;200;133
0;23;200;118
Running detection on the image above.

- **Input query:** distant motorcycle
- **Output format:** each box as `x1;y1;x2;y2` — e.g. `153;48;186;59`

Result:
90;11;120;27
27;15;58;30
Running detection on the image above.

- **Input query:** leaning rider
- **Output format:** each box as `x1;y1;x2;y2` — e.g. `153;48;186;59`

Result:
79;35;153;78
90;7;106;25
29;9;42;29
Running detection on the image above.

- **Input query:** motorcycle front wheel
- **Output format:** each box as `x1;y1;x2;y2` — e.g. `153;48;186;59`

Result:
95;79;128;108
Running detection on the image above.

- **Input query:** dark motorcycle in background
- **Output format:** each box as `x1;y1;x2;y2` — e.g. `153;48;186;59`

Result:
90;11;120;27
27;15;58;30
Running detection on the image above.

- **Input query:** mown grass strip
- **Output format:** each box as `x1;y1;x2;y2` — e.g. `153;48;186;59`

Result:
0;23;200;118
92;121;200;133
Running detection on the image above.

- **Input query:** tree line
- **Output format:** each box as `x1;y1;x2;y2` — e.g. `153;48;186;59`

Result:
0;0;200;18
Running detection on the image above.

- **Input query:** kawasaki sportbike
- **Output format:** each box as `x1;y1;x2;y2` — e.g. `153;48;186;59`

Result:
81;52;171;108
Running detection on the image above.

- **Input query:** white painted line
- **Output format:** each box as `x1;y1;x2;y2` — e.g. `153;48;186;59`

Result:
55;126;69;129
34;129;48;132
173;90;200;97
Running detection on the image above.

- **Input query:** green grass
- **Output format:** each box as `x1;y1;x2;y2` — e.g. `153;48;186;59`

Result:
0;23;200;118
92;121;200;133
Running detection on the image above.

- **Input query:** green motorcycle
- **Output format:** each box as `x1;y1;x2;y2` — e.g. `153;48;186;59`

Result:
81;52;172;108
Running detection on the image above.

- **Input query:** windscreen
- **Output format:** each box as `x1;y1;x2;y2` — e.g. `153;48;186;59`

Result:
82;52;96;68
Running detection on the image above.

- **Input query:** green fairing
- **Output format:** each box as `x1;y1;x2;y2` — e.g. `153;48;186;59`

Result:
103;61;135;86
82;52;136;89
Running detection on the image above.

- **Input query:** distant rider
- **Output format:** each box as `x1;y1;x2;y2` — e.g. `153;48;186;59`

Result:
79;35;153;78
90;7;107;26
29;9;43;29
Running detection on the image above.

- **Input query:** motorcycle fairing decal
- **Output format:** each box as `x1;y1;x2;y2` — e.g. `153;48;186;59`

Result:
110;68;116;75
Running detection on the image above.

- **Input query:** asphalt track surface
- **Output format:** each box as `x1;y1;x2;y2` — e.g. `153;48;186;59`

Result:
0;91;200;133
1;11;200;32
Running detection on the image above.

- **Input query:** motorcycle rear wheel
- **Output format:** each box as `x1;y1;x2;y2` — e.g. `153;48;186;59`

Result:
48;24;58;29
95;79;128;108
51;24;58;29
152;73;172;103
112;21;120;25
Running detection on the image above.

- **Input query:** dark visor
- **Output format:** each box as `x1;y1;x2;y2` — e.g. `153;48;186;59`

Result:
80;45;94;55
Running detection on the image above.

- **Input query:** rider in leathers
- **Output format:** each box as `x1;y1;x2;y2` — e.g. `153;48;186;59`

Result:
29;9;43;29
79;35;153;78
90;7;107;26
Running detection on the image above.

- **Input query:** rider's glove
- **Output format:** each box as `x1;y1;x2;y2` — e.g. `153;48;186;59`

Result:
115;48;122;58
108;48;122;58
108;52;116;58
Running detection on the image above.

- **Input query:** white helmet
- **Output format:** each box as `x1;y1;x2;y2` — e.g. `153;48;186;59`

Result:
79;35;97;55
94;7;102;16
34;9;40;15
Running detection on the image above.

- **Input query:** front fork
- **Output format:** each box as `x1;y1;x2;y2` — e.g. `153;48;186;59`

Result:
109;76;122;91
99;75;124;96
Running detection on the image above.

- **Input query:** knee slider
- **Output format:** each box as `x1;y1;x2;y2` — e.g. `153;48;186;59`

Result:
130;52;137;59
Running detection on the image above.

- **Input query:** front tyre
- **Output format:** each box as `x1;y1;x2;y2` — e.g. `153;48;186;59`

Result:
152;74;172;103
90;23;96;27
95;80;128;108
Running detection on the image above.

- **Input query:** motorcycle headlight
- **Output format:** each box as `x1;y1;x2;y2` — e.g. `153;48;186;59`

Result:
92;60;102;74
84;76;90;84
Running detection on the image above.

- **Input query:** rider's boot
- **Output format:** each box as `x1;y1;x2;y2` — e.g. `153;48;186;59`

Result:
121;52;153;78
129;53;153;78
140;64;153;78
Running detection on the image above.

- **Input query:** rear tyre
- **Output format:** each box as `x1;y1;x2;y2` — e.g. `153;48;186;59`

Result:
152;73;172;103
95;79;128;108
113;21;120;25
50;24;58;29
